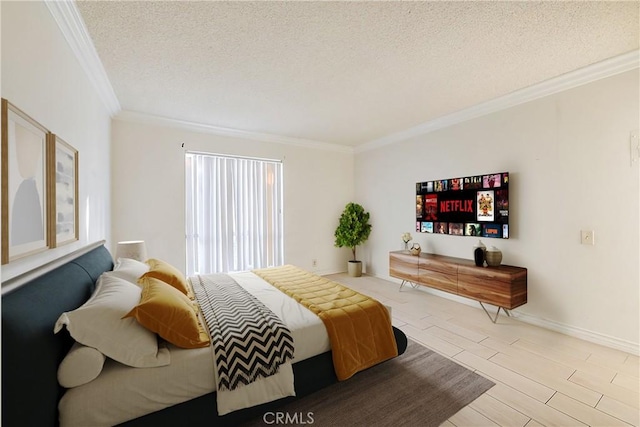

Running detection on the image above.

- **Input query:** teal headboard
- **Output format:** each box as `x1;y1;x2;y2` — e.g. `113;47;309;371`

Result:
1;244;113;427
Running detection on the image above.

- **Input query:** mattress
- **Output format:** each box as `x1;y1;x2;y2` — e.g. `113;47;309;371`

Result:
58;271;331;427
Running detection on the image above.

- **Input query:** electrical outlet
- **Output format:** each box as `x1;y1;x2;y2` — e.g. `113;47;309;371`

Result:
580;230;595;246
312;259;317;267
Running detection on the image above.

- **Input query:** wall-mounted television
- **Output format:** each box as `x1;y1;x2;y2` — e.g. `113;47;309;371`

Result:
416;172;509;239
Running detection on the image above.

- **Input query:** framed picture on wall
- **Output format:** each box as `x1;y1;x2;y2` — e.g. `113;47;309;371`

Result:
1;98;51;264
48;133;79;247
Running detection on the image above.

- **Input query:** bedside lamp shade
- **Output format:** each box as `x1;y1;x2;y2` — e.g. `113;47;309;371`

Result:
116;240;148;262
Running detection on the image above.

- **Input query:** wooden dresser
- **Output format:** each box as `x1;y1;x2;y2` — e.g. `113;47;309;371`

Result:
389;251;527;319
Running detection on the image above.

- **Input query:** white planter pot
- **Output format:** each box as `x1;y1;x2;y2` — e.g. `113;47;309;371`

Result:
347;260;363;277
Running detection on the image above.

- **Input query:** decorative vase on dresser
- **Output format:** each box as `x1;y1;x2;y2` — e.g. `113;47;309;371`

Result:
485;246;503;267
473;240;486;266
410;243;421;256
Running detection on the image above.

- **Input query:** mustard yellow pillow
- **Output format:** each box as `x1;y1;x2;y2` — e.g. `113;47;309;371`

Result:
141;258;194;299
125;277;210;349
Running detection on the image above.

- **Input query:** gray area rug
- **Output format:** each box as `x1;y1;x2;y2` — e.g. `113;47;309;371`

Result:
244;339;494;427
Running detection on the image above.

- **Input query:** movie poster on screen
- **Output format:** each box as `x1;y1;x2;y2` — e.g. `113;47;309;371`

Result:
449;223;464;235
496;189;508;218
465;223;481;236
483;173;502;188
476;190;494;222
416;195;424;218
449;178;463;191
464;175;482;189
434;222;448;234
483;223;502;238
424;194;437;220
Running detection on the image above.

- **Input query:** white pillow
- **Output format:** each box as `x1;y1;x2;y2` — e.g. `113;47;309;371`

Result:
106;257;149;284
54;274;170;368
58;342;106;388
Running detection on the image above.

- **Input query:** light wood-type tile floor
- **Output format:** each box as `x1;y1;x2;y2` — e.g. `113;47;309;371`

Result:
326;273;640;427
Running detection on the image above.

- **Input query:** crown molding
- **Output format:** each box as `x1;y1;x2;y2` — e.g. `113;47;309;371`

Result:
45;1;637;152
45;0;121;115
114;110;354;153
357;50;640;153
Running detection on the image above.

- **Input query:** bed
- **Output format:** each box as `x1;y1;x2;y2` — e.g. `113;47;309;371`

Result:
2;243;407;426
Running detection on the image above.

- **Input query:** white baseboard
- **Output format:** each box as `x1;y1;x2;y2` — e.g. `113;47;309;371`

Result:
511;311;639;356
314;268;347;277
384;276;639;356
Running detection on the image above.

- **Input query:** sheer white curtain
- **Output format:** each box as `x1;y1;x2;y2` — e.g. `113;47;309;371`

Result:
185;152;283;275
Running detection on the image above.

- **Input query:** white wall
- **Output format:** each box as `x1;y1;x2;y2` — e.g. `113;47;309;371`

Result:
6;1;634;353
1;1;112;283
111;119;354;275
356;70;639;353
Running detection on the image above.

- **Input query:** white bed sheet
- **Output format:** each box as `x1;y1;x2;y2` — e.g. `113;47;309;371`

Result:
58;271;331;427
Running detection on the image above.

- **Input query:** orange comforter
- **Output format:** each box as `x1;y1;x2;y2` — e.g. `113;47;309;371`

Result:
252;265;398;380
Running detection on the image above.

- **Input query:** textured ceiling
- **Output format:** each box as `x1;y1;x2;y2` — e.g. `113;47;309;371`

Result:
76;1;639;147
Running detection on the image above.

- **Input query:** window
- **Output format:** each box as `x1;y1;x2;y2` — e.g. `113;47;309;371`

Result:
185;152;283;275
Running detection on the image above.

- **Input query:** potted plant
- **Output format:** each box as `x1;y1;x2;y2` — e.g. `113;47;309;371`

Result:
334;202;372;277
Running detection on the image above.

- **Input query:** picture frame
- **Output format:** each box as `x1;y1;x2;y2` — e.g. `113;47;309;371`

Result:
1;99;51;264
48;133;79;247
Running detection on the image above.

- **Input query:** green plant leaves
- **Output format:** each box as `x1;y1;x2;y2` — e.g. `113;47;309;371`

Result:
334;202;372;261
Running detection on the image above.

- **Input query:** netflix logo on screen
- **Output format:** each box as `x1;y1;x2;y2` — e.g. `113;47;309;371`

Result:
439;199;473;213
416;172;510;239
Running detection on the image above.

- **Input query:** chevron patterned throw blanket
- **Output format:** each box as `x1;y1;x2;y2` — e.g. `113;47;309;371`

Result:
190;274;294;391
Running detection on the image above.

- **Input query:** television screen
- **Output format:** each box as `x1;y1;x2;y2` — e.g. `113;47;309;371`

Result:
416;172;509;239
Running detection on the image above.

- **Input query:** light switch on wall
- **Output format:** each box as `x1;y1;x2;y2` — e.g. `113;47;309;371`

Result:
581;230;595;245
